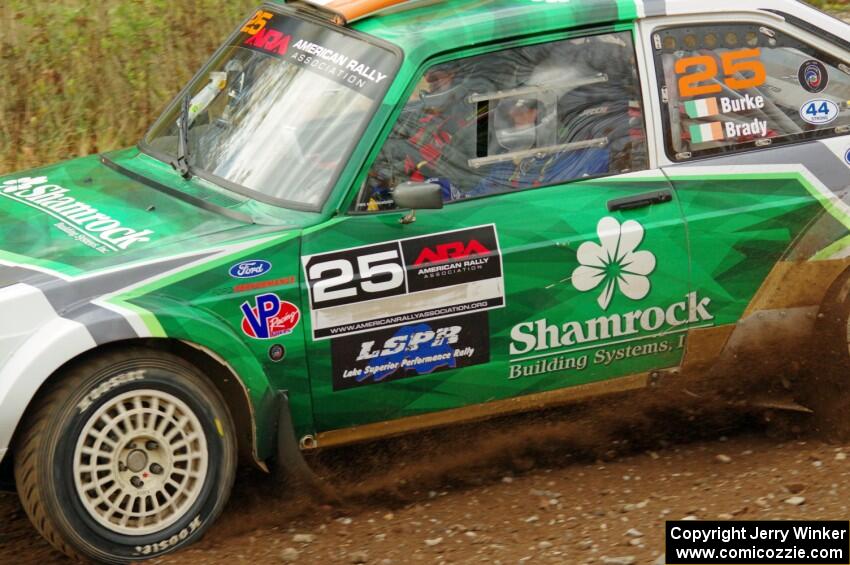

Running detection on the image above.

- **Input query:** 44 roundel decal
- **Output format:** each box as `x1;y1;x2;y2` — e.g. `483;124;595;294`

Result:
240;293;300;340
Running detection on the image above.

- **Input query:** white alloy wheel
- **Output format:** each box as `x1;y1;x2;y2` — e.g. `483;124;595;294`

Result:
73;389;209;536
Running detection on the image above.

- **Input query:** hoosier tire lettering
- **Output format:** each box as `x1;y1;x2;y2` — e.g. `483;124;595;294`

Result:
76;370;145;413
135;516;203;556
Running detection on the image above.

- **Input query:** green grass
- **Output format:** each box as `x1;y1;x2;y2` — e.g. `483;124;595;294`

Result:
0;0;255;175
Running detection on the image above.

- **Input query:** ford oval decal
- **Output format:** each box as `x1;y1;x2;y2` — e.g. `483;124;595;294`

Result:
230;260;272;279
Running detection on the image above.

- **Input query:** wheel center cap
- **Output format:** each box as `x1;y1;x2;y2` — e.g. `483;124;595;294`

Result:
126;449;148;473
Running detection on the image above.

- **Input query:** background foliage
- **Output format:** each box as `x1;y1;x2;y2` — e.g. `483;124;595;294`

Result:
0;0;255;174
0;0;846;175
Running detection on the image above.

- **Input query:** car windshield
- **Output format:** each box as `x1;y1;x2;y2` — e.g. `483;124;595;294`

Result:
143;9;398;210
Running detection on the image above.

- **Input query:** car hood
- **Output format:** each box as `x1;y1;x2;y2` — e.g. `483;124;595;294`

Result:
0;148;318;282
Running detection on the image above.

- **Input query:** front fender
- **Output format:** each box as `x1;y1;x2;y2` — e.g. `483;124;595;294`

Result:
0;285;97;456
138;302;282;462
0;287;282;465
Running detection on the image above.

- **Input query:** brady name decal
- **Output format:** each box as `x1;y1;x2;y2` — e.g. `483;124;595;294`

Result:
690;119;768;144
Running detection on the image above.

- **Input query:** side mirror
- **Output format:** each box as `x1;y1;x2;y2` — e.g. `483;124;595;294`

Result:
392;182;444;211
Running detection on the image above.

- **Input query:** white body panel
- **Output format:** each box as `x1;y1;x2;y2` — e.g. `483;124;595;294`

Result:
0;293;97;454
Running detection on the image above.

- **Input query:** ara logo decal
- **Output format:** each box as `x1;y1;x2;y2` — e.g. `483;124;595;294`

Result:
229;260;272;279
572;217;656;310
799;60;829;94
800;99;839;125
243;29;291;55
845;148;850;166
413;239;491;265
240;293;300;340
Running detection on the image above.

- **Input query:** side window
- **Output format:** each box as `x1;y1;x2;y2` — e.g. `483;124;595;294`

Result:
355;31;648;212
654;23;850;160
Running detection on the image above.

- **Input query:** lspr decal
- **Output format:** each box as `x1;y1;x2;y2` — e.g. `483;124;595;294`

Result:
240;293;300;339
331;313;490;390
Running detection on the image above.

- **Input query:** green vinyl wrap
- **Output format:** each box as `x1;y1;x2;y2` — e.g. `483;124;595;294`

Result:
1;0;848;461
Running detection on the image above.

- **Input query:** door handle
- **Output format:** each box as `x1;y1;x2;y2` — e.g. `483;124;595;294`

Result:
607;190;673;212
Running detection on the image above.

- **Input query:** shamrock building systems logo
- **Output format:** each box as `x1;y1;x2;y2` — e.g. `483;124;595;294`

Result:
1;176;155;252
571;217;656;310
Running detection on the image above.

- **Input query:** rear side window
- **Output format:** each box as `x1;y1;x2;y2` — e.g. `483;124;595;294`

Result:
654;23;850;160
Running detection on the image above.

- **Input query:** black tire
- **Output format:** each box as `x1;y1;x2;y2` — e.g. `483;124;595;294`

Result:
14;347;237;563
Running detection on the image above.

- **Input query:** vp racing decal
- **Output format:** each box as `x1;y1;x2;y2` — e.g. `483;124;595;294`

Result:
331;313;490;390
240;293;301;340
303;225;505;340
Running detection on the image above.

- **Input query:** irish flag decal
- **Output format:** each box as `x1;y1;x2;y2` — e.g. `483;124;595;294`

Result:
684;97;720;119
690;122;725;144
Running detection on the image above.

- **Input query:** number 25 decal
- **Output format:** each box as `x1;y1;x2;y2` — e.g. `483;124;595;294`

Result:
676;48;767;98
241;10;273;36
307;248;406;307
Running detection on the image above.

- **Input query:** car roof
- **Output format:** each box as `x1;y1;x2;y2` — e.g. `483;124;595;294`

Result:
290;0;808;28
280;0;824;84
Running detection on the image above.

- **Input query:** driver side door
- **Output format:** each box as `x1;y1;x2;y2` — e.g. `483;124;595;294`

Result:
301;29;694;437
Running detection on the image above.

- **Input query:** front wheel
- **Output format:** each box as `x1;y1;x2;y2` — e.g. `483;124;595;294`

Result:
14;348;237;563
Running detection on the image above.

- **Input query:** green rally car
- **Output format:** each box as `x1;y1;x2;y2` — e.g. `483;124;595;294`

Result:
2;0;850;561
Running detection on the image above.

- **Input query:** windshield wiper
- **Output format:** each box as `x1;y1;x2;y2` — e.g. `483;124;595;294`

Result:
171;94;193;180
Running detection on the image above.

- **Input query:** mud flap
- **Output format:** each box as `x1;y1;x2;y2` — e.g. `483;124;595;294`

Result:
274;392;339;503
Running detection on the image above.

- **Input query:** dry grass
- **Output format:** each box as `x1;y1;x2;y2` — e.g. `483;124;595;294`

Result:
0;0;255;175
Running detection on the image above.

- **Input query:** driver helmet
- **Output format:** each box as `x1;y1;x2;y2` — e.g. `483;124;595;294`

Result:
419;63;466;114
494;98;540;152
493;65;562;152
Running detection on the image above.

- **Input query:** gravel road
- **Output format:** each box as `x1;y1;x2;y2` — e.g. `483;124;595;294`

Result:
3;400;850;564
